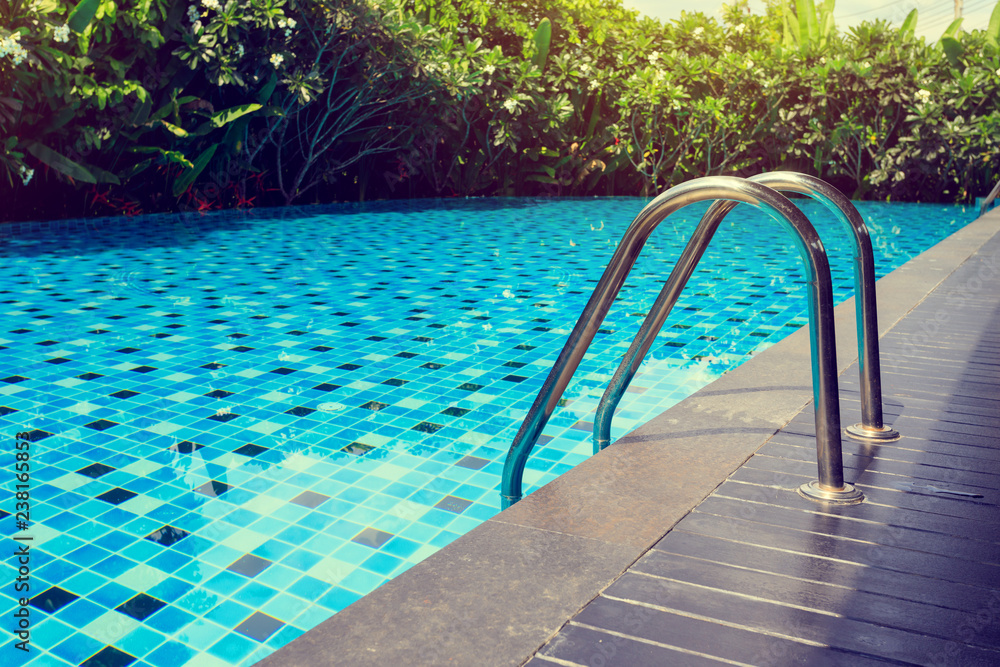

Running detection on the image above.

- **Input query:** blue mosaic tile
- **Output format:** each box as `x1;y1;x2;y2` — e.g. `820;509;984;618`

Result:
0;198;973;666
25;617;74;652
146;641;197;667
207;633;257;663
231;582;280;608
144;605;196;634
51;633;105;664
172;617;226;651
90;582;138;610
62;570;108;596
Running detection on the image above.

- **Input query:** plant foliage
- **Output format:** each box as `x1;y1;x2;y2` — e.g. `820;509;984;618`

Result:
2;0;999;220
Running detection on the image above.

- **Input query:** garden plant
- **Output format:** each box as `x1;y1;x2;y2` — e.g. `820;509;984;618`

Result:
1;0;999;221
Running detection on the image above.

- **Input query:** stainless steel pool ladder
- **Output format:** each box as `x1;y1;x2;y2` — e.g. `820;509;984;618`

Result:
500;175;871;510
979;178;1000;217
594;172;899;453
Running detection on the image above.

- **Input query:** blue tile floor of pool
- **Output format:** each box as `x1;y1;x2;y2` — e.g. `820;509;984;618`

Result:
0;197;973;666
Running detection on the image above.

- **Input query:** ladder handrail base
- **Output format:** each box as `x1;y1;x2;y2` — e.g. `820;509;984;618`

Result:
845;423;901;442
798;480;865;505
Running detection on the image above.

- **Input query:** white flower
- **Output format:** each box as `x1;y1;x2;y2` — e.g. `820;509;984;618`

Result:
916;89;931;103
503;97;518;113
734;24;746;35
53;24;70;43
693;27;704;37
187;5;200;23
0;33;27;65
287;18;296;28
19;164;34;185
648;50;659;64
996;68;1000;77
746;59;754;69
269;53;284;68
588;79;600;91
236;42;244;57
202;0;220;10
483;63;495;75
278;19;287;28
192;20;202;32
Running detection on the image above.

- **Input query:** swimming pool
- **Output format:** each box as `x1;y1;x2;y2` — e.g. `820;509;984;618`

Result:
0;197;973;666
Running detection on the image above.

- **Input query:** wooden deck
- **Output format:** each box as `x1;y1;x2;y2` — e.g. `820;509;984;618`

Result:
527;232;1000;665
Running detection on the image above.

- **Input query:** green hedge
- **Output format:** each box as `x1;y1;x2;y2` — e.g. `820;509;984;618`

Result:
2;0;998;221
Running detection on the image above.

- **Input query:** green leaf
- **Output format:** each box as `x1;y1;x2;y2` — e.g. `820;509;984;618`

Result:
989;2;1000;48
819;13;834;46
782;0;801;47
941;36;964;68
901;9;918;38
127;146;194;168
160;150;194;169
222;116;251;153
149;101;174;122
798;0;818;45
257;71;278;104
36;0;58;13
584;93;602;140
25;142;96;183
160;120;189;137
0;96;23;113
172;143;217;197
120;158;153;180
128;92;152;127
67;0;102;33
941;18;963;40
192;103;262;136
88;164;121;185
208;103;262;128
532;18;552;72
819;0;835;14
191;122;213;137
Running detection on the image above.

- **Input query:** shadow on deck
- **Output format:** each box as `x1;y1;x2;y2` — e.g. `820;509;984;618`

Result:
530;220;1000;666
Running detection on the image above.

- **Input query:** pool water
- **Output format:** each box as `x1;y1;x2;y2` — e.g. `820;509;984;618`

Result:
0;197;972;666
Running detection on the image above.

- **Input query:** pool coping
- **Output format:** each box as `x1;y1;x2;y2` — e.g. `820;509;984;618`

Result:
255;205;1000;667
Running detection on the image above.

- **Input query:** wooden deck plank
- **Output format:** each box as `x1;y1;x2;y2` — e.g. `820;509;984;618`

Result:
605;570;1000;656
527;222;1000;665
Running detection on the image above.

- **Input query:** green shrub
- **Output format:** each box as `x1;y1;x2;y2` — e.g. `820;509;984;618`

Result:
3;0;1000;221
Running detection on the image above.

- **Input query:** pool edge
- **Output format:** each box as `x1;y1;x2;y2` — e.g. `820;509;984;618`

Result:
254;206;1000;667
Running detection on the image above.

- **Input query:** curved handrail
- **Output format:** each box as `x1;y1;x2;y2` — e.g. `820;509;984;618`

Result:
500;176;863;509
979;178;1000;218
593;172;898;452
